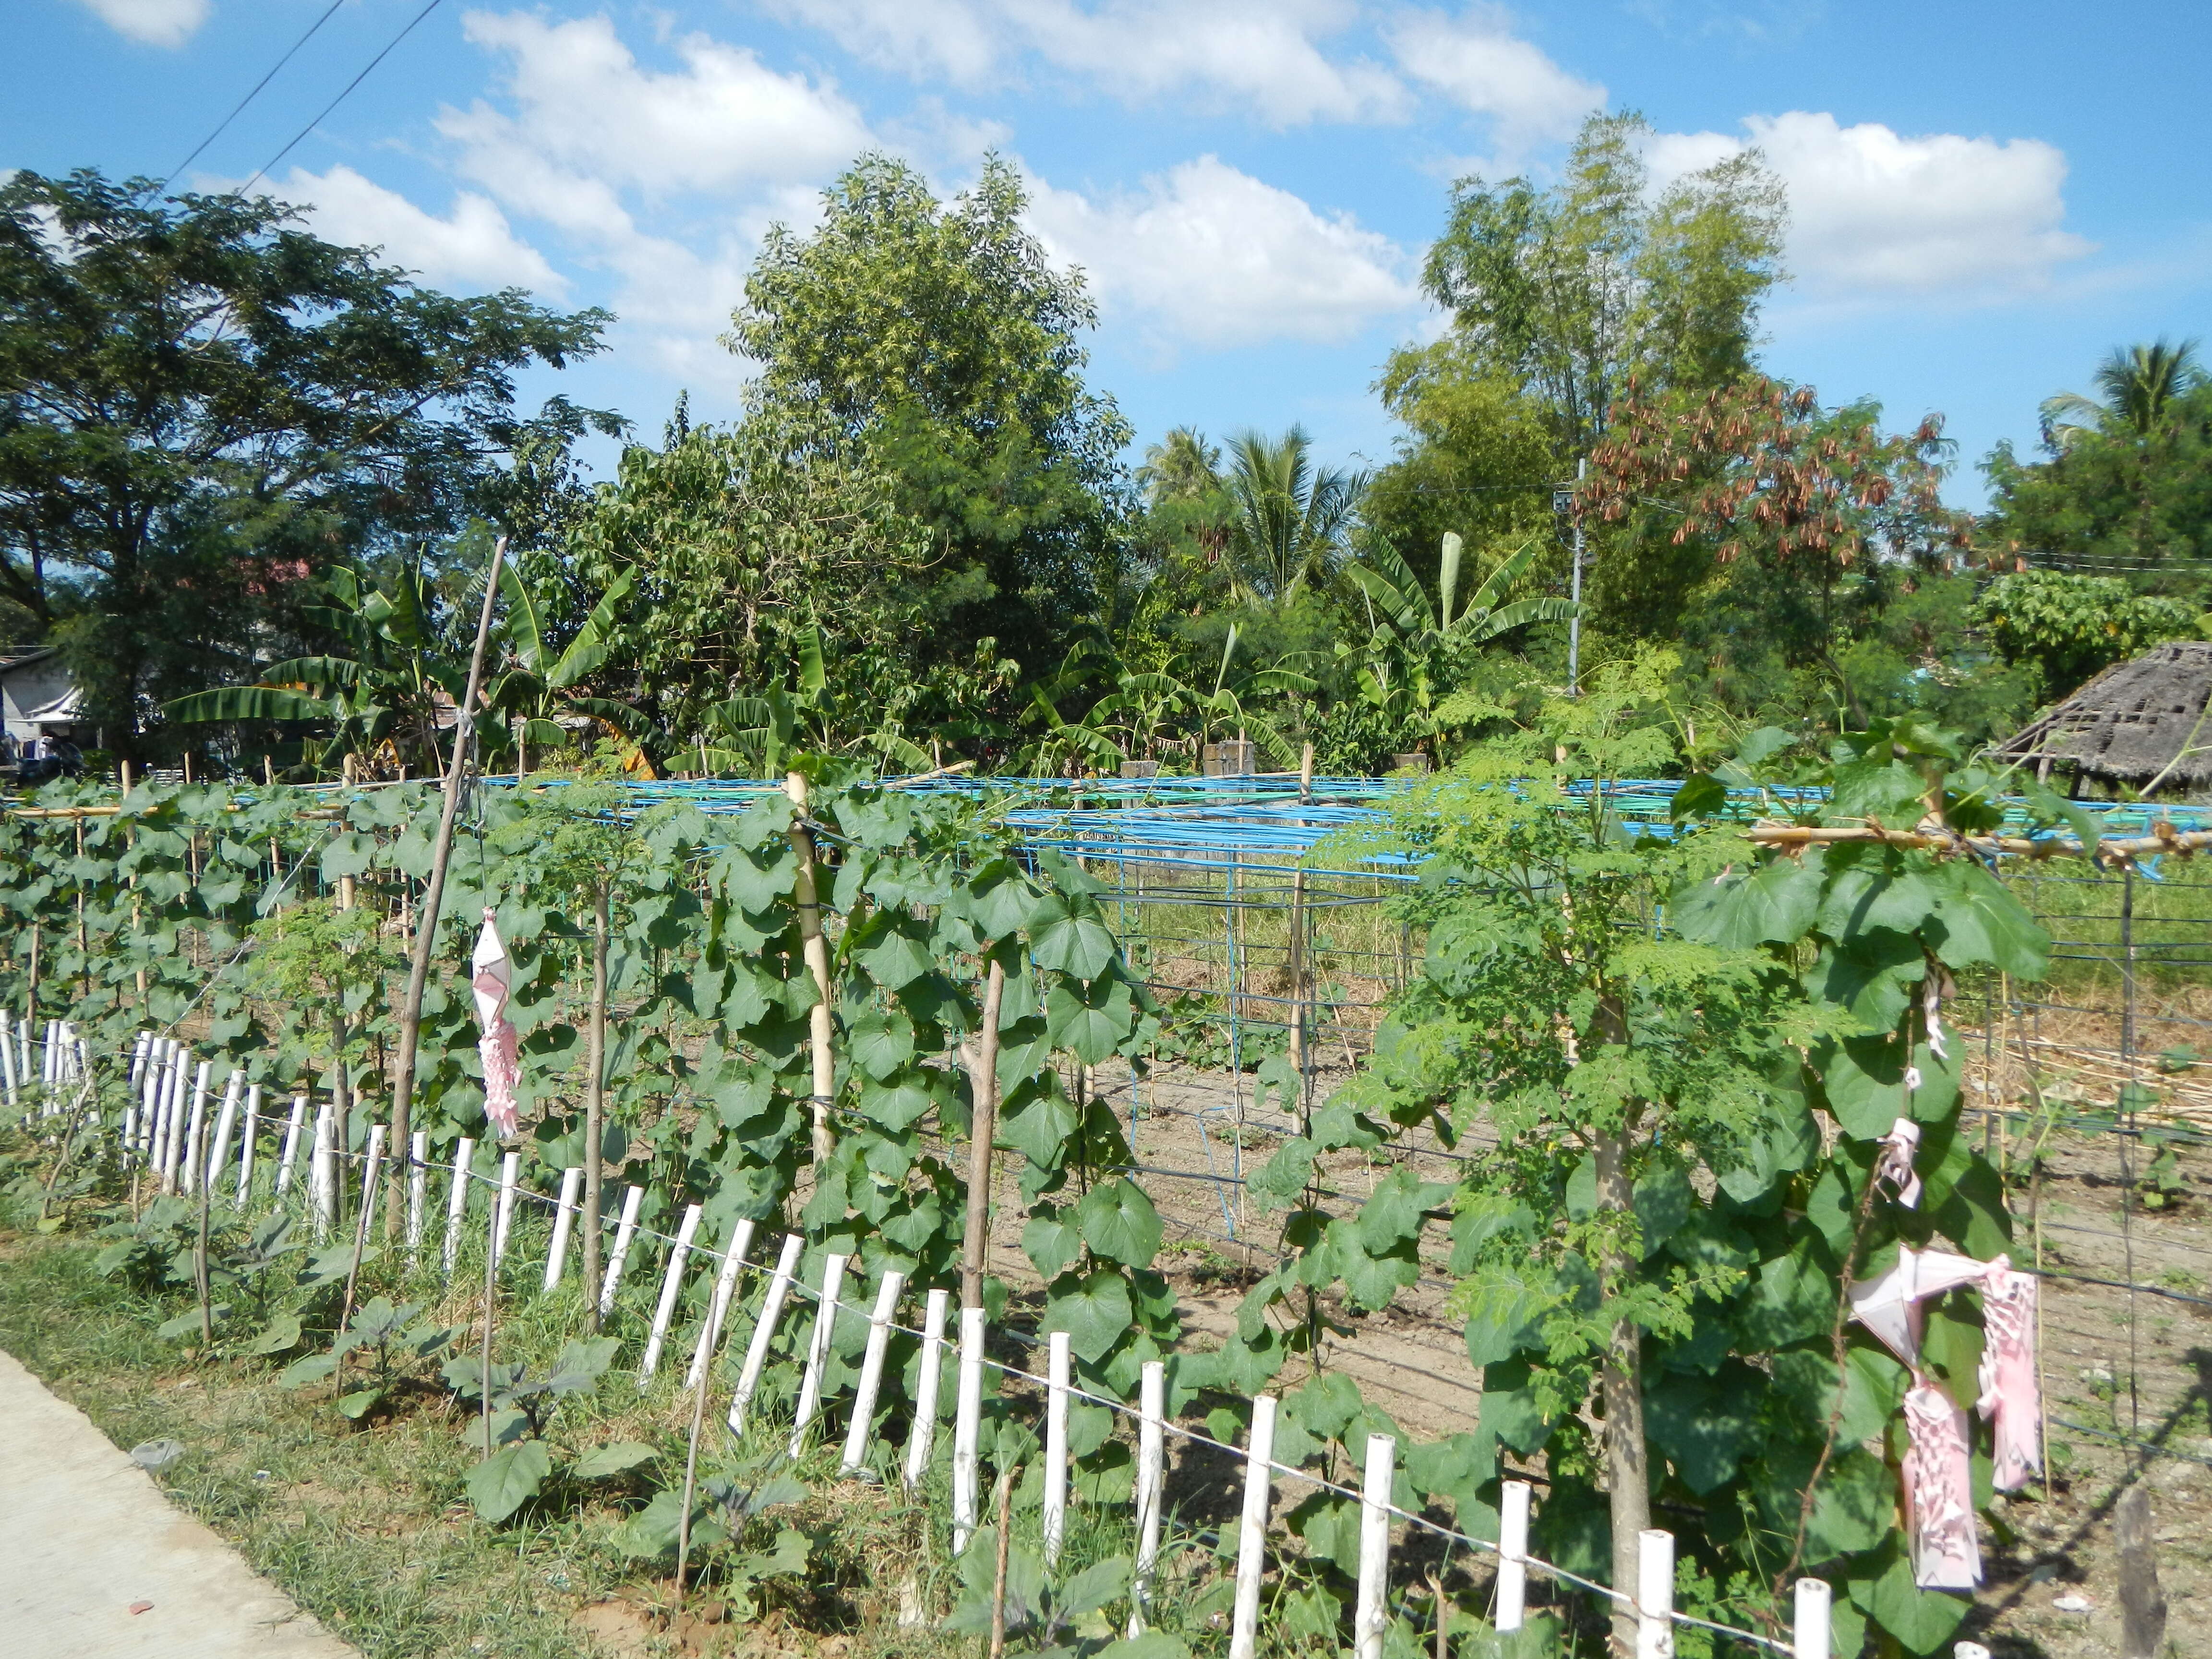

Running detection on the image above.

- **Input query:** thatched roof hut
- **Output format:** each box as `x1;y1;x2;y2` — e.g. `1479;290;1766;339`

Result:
1995;639;2212;796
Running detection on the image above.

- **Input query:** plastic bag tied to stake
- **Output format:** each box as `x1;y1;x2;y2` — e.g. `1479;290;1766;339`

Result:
472;908;521;1138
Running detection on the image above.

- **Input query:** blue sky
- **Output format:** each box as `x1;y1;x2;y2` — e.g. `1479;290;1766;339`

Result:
15;0;2212;505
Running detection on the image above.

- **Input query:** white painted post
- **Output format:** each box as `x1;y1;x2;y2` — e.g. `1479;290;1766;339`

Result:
543;1167;583;1291
129;1031;149;1086
729;1232;804;1433
18;1017;33;1100
1354;1433;1398;1659
788;1251;850;1454
442;1136;474;1279
951;1305;986;1554
1793;1578;1832;1659
154;1049;185;1189
42;1019;58;1087
598;1184;646;1314
0;1016;18;1110
1041;1331;1071;1564
235;1085;261;1206
1227;1394;1278;1659
686;1217;755;1391
405;1130;428;1265
179;1060;211;1193
1129;1358;1167;1634
639;1202;703;1381
357;1124;386;1238
902;1287;950;1491
309;1097;335;1239
207;1071;242;1199
144;1043;173;1157
840;1269;907;1475
274;1094;306;1195
1636;1529;1675;1659
1497;1479;1532;1633
491;1150;521;1266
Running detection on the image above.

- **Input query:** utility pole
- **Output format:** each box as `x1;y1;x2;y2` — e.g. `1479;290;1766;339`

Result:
1558;458;1587;697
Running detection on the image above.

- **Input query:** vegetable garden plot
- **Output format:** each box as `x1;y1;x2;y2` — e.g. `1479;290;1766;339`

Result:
0;737;2141;1658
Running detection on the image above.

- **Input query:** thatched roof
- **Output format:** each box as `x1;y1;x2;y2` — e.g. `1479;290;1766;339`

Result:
1995;639;2212;794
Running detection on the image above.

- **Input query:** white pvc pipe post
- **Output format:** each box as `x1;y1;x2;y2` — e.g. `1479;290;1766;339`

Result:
357;1124;386;1239
951;1305;986;1554
686;1216;755;1391
309;1098;335;1239
1354;1433;1398;1659
137;1042;159;1157
405;1130;428;1265
1793;1578;1831;1659
543;1167;582;1291
1128;1359;1167;1634
235;1085;261;1206
902;1287;950;1491
1227;1394;1278;1659
598;1184;645;1314
42;1019;58;1087
1497;1479;1532;1633
154;1050;184;1189
207;1071;242;1199
180;1059;211;1193
788;1251;850;1453
1042;1331;1071;1565
728;1233;804;1433
19;1018;35;1100
4;1020;25;1110
638;1202;704;1382
1636;1529;1675;1659
442;1136;475;1279
491;1150;521;1267
840;1269;907;1476
273;1094;306;1196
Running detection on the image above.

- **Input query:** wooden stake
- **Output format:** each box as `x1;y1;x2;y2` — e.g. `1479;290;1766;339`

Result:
583;882;609;1328
389;536;507;1268
2117;1485;2167;1659
961;960;1007;1312
988;1462;1018;1659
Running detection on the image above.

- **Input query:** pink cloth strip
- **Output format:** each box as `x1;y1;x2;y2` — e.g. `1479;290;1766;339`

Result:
1976;1258;2042;1492
1901;1377;1982;1589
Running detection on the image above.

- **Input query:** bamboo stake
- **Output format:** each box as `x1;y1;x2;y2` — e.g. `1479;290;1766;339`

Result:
961;960;1008;1312
389;536;506;1266
784;771;837;1166
583;882;609;1328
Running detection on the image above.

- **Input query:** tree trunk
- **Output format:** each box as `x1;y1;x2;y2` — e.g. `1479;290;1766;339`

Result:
1594;1126;1651;1658
583;882;609;1331
960;961;1007;1313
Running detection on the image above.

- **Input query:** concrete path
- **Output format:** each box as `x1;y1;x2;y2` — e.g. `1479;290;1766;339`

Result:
0;1348;360;1659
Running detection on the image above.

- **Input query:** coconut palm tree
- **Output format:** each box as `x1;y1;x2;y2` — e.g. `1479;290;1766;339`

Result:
2041;339;2202;447
1221;427;1366;601
1136;427;1222;505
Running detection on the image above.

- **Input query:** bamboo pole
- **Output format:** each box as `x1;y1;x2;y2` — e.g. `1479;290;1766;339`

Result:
583;882;610;1328
388;536;506;1262
961;961;1008;1312
785;771;837;1167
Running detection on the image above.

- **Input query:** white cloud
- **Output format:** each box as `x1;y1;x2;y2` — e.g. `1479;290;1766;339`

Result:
767;0;1408;126
73;0;207;48
442;11;873;198
1649;111;2091;299
1386;7;1603;149
1027;156;1417;350
281;166;566;295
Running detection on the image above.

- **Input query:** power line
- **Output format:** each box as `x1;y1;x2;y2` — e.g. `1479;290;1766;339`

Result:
238;0;448;198
160;0;348;191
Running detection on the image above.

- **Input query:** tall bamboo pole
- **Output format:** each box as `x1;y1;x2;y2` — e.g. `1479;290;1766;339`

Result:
961;961;1007;1312
583;883;609;1330
785;771;837;1167
387;538;507;1244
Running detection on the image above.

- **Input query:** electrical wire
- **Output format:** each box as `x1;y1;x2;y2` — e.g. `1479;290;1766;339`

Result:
238;0;448;198
160;0;349;190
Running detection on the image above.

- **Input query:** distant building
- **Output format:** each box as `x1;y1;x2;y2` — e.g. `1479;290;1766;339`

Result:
0;648;88;759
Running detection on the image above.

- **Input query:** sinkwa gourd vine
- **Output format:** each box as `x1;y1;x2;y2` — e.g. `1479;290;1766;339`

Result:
0;696;2069;1655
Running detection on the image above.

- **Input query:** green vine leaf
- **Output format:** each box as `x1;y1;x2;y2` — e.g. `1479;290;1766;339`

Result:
1075;1179;1161;1268
465;1440;552;1525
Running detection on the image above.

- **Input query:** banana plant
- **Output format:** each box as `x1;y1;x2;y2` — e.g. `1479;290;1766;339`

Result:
1342;531;1577;750
1103;623;1317;768
165;565;461;775
486;564;654;777
701;623;930;776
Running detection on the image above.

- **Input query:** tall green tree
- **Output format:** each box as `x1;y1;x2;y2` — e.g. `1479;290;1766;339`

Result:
0;168;613;752
1984;344;2212;585
726;154;1132;677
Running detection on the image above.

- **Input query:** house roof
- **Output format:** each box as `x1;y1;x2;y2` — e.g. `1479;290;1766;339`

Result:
1994;639;2212;793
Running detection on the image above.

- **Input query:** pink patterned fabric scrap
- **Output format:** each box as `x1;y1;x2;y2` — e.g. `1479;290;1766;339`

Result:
1976;1259;2042;1491
1901;1379;1982;1589
472;908;521;1138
